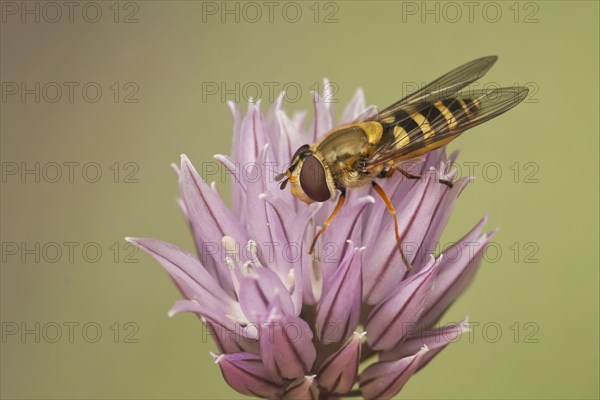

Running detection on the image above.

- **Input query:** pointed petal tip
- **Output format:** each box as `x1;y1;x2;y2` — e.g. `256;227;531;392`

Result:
180;154;193;169
477;214;490;230
277;90;286;101
487;227;500;238
226;100;237;112
211;352;224;364
463;316;471;331
168;299;196;318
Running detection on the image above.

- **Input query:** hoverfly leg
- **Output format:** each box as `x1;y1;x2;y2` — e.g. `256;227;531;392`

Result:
371;181;412;272
308;190;346;256
376;164;396;179
395;166;453;188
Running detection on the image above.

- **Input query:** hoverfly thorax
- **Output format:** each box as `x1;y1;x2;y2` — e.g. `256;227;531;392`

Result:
275;144;334;204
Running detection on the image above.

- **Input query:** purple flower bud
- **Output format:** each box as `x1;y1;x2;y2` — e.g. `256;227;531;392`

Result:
365;256;440;351
259;307;316;379
360;345;429;400
315;245;363;344
380;318;470;370
283;375;318;400
317;331;364;394
212;352;282;398
420;219;496;328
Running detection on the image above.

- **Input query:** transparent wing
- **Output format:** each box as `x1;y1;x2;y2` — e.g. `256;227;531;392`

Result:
367;56;498;122
366;87;529;168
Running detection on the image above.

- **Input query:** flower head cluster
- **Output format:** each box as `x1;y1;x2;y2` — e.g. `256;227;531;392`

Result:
128;84;495;399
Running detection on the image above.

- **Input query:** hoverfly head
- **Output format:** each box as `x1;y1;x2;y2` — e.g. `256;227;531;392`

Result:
277;144;332;204
275;144;311;191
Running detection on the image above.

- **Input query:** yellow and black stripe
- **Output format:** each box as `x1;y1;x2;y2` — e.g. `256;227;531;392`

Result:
379;96;482;153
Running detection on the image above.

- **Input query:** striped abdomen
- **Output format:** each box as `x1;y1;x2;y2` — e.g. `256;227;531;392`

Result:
378;97;482;160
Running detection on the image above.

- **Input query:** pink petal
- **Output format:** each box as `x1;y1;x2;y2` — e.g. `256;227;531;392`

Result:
412;176;471;269
366;257;439;351
237;100;273;166
419;219;496;328
203;317;258;354
179;155;250;293
380;318;470;371
169;300;249;339
363;173;447;305
239;267;296;321
213;352;282;398
319;191;373;275
126;238;241;318
317;331;364;393
259;307;317;379
360;345;429;400
315;246;363;344
266;91;285;142
311;79;335;142
339;88;366;124
283;375;317;400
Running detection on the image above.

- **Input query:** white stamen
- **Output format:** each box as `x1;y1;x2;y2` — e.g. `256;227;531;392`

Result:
222;235;238;254
227;261;241;296
286;268;295;290
224;257;235;271
242;261;253;273
246;240;263;267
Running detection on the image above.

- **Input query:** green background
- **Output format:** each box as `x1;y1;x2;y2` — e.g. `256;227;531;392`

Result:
1;1;598;399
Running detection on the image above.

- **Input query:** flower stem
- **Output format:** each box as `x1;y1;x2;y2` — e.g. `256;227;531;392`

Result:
343;390;363;397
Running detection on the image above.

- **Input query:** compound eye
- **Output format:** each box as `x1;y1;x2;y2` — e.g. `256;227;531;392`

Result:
300;155;330;202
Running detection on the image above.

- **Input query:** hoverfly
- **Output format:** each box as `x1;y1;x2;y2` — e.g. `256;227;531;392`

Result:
275;56;528;269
